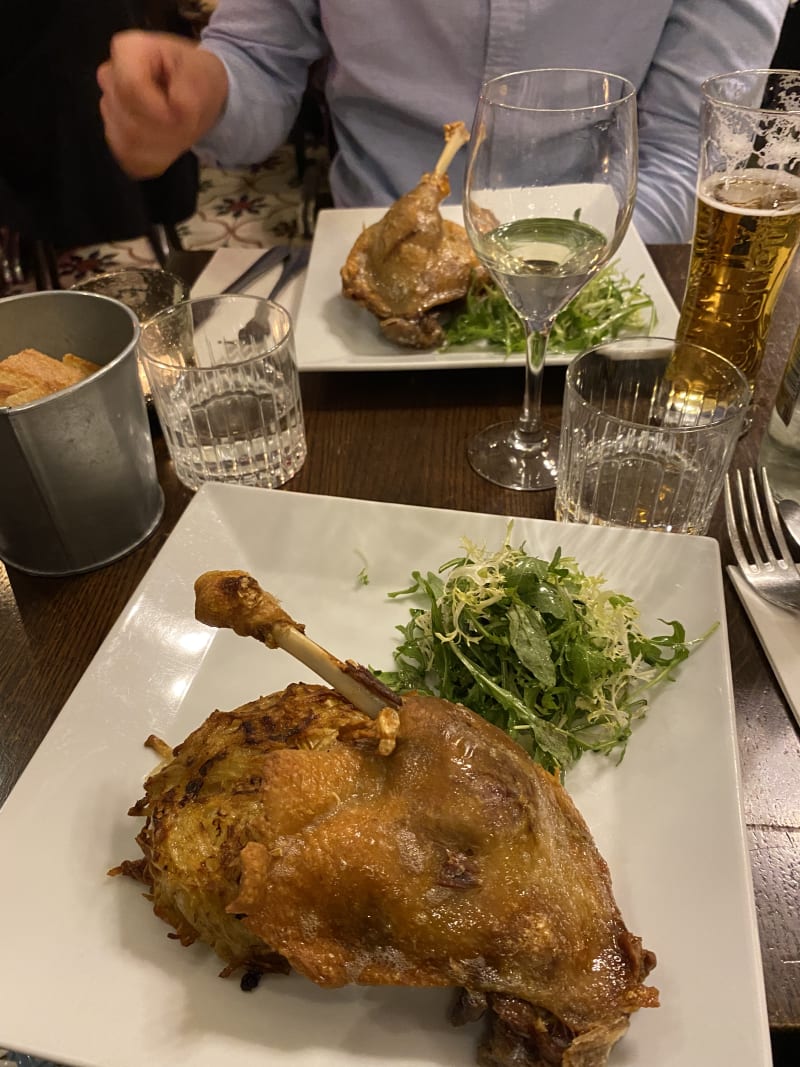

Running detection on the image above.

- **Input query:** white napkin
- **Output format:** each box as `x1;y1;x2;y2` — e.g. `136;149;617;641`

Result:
190;248;306;319
727;565;800;728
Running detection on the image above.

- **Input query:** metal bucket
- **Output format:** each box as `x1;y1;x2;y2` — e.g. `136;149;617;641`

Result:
0;290;164;575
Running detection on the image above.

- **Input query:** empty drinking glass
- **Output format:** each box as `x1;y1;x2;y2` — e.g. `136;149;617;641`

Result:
71;268;190;406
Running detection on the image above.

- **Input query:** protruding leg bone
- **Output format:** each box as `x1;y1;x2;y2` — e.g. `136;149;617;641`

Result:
434;121;470;177
194;570;401;720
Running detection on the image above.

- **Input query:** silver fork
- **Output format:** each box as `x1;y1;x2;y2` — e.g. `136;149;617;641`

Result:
724;466;800;612
237;245;311;344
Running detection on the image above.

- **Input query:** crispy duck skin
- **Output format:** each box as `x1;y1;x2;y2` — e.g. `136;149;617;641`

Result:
114;683;391;976
113;572;658;1067
340;122;487;349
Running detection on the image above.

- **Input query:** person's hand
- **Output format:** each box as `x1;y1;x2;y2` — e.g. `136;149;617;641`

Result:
97;30;229;179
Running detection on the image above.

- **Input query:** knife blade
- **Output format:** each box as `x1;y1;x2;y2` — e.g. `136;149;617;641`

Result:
778;498;800;553
221;244;292;294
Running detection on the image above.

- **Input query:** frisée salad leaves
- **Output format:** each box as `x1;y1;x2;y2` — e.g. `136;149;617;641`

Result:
441;263;657;356
376;527;710;777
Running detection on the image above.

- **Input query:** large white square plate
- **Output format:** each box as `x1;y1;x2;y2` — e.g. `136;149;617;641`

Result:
295;207;679;371
0;484;767;1067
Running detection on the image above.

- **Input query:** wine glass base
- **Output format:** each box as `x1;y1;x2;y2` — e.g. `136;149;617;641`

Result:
467;421;558;490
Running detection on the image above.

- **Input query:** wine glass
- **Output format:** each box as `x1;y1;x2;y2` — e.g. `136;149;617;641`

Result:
463;68;638;490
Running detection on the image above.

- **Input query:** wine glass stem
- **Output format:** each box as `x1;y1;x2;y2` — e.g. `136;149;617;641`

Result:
517;322;549;438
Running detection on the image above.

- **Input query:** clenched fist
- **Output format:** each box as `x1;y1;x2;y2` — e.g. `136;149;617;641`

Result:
97;30;229;179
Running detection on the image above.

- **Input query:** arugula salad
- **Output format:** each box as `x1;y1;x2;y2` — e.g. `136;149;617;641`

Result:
441;263;657;356
378;528;704;776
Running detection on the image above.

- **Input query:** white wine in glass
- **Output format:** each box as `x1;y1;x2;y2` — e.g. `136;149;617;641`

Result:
463;68;638;490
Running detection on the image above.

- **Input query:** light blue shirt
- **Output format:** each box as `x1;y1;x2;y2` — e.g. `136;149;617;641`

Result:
198;0;788;243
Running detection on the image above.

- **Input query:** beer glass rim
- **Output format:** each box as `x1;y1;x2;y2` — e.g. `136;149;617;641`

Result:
480;68;637;112
701;68;800;115
564;336;752;432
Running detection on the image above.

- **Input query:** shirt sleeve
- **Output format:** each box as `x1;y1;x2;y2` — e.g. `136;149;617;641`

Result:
194;0;327;168
633;0;789;244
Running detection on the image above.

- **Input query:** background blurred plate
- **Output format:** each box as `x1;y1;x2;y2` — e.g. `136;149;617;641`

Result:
294;206;679;372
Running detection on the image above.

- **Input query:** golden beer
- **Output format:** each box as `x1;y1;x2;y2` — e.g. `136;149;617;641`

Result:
677;170;800;386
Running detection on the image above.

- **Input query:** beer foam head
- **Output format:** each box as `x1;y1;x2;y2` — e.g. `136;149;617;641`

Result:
699;168;800;216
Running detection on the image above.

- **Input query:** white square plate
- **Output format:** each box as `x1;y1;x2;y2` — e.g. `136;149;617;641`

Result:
294;207;679;371
0;484;768;1067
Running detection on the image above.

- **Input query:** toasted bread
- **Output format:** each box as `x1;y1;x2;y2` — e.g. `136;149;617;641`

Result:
63;353;102;379
0;347;100;407
2;349;84;392
3;384;53;407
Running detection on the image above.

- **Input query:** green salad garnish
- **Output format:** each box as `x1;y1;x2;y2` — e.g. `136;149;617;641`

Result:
377;528;707;777
441;263;657;356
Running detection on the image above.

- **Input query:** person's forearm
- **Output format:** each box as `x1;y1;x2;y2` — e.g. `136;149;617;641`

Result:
195;0;327;168
193;45;302;167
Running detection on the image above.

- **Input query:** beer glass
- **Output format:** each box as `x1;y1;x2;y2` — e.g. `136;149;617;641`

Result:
677;70;800;389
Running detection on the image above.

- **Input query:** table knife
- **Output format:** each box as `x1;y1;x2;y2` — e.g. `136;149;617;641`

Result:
778;498;800;552
267;244;310;302
221;244;291;294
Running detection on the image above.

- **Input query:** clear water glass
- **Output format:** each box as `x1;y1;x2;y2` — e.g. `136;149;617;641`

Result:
139;295;307;491
555;337;751;534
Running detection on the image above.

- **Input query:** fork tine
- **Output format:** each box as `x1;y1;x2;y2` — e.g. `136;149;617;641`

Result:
724;473;750;572
759;466;795;570
735;469;764;566
746;467;777;566
725;467;800;613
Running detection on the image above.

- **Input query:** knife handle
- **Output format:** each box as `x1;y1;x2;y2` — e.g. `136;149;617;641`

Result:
269;245;311;302
222;245;291;294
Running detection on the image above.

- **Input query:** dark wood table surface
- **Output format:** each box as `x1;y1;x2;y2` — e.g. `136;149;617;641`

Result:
1;245;798;1065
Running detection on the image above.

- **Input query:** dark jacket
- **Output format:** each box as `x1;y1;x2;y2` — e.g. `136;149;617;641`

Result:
0;0;198;248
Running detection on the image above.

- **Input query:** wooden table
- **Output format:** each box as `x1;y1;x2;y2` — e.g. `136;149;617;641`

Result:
1;246;798;1065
